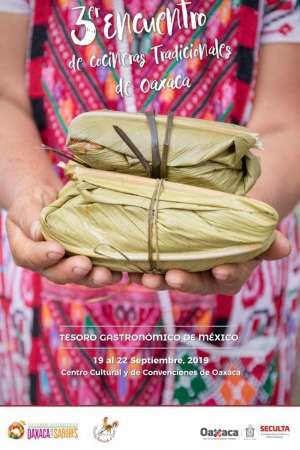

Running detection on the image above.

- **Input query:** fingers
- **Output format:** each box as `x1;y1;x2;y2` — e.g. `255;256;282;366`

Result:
212;260;259;295
7;215;122;287
212;260;259;283
42;260;121;287
80;267;122;288
41;255;93;284
128;273;167;289
132;263;256;295
261;230;291;260
6;218;65;270
165;270;218;294
139;232;291;295
165;261;259;295
8;184;58;241
141;273;168;290
6;184;123;287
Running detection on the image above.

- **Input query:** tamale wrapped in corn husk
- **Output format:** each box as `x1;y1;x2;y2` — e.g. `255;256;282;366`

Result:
40;163;278;273
67;111;261;195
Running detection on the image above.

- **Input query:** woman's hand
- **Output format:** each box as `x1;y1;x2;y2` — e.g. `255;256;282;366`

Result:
129;231;290;294
6;184;121;287
5;183;291;293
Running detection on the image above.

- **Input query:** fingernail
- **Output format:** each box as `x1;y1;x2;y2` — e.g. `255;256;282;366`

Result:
47;251;63;261
164;278;181;290
30;221;42;240
165;273;183;288
73;266;89;276
91;274;105;286
213;269;229;280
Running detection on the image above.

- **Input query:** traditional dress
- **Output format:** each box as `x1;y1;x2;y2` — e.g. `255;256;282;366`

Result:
0;0;300;406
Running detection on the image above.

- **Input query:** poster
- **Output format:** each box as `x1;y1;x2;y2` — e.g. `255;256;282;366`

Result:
0;0;300;447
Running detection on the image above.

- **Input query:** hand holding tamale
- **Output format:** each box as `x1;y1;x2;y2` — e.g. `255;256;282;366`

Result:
40;111;278;273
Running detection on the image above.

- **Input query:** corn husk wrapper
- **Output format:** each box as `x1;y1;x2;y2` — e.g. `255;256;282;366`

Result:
67;111;262;195
40;164;278;273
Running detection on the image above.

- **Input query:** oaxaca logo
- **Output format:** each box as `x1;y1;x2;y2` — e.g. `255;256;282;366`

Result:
93;417;119;442
200;427;239;439
26;423;78;440
8;421;25;439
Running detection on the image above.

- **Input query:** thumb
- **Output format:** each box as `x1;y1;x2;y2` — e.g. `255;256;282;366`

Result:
261;230;291;261
8;185;58;241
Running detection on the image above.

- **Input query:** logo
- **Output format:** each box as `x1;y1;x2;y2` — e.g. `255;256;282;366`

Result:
26;423;78;440
200;427;239;440
7;422;78;440
260;425;290;439
93;417;119;442
244;425;256;439
8;421;26;440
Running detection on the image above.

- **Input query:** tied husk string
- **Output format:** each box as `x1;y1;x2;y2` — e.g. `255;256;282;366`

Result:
161;112;174;179
41;144;91;168
148;179;164;273
112;125;151;177
113;112;174;180
145;111;161;179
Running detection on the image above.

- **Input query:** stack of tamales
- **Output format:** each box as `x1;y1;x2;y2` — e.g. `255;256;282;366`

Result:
40;111;278;273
